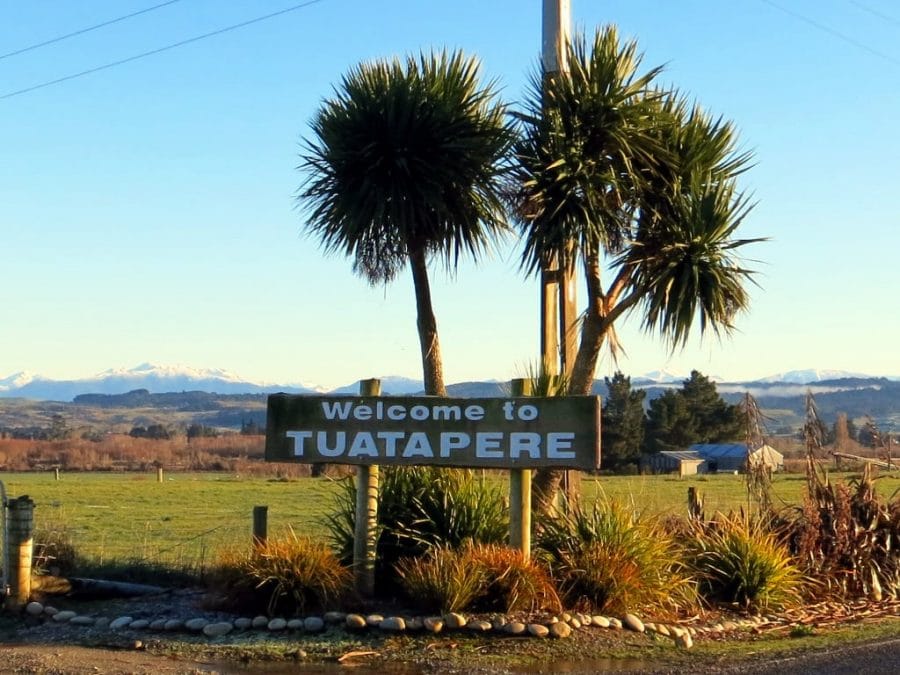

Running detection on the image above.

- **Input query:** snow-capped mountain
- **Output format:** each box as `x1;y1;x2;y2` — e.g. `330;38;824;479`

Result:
0;363;321;401
754;369;874;384
329;376;425;396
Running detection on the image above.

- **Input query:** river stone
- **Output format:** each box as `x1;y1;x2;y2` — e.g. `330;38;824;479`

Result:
504;621;526;635
43;606;59;617
527;623;549;638
70;616;95;626
406;617;423;631
365;614;384;627
722;621;739;632
234;617;253;630
287;619;304;630
491;616;507;631
25;602;44;617
204;622;234;637
185;618;209;632
52;610;77;623
669;626;683;638
623;613;644;633
549;621;572;639
268;618;287;631
560;612;573;622
591;615;610;628
252;615;269;629
675;631;693;649
324;611;346;624
688;627;698;636
644;622;657;632
109;616;133;630
655;624;671;637
380;617;406;631
608;617;622;629
304;616;325;632
547;616;558;624
569;617;582;629
423;617;443;633
468;620;491;632
149;619;167;631
130;620;150;630
94;617;110;629
164;619;184;631
346;614;367;630
444;612;467;629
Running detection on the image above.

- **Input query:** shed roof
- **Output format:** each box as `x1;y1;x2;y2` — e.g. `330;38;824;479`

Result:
690;443;750;459
659;450;705;462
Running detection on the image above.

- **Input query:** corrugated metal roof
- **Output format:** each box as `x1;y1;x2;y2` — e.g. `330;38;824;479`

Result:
660;450;705;462
690;443;749;459
690;443;784;461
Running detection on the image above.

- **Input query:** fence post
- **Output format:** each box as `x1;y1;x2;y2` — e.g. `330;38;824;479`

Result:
509;378;533;560
4;496;35;611
354;378;381;597
157;466;164;483
252;505;268;548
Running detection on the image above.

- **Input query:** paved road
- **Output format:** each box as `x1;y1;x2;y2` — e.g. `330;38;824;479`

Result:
720;634;900;675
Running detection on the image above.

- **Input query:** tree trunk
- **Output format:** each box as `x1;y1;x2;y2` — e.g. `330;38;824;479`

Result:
409;247;447;397
532;251;608;512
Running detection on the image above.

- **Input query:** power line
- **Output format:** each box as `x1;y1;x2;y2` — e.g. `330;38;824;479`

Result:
0;0;186;62
849;0;900;28
0;0;328;101
760;0;900;67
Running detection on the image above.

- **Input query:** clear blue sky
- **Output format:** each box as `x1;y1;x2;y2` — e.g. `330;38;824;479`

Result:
2;0;898;389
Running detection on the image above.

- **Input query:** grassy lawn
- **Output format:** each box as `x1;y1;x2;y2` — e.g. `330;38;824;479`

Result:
4;468;900;569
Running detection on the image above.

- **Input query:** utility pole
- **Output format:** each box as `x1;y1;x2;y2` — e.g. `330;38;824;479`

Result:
541;0;580;503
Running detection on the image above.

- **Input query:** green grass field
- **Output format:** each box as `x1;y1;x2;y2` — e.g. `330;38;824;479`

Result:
4;469;900;569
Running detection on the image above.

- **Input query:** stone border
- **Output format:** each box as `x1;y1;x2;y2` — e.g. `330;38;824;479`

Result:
14;601;766;650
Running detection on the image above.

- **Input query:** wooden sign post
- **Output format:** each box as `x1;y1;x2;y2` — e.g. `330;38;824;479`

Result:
509;379;533;559
353;379;380;597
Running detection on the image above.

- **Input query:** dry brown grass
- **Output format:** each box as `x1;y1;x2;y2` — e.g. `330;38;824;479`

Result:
0;434;269;472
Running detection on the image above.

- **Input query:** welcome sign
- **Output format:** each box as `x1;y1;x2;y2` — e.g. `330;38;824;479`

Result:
265;394;601;470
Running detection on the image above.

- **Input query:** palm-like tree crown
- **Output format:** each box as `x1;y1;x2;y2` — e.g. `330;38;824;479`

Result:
299;51;514;284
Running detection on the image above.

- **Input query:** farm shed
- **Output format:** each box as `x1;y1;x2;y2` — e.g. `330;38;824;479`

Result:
641;450;707;476
689;443;784;473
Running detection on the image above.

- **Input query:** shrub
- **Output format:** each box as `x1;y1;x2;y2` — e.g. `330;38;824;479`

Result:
788;463;900;599
32;522;78;577
465;544;561;613
324;467;508;588
689;511;803;611
537;499;697;615
208;529;352;616
395;543;561;614
395;546;486;613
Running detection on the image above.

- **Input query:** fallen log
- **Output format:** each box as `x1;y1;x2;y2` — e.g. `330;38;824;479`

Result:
32;576;166;599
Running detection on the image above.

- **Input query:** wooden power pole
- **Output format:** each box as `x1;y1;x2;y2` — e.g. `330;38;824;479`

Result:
541;0;580;503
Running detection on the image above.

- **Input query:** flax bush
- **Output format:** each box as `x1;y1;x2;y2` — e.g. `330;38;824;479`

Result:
324;467;508;588
788;464;900;600
688;511;803;611
537;498;697;615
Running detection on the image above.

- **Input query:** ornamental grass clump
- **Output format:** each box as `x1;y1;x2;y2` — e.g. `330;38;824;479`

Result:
688;511;803;611
395;545;487;613
537;498;697;615
395;543;561;614
324;466;508;587
209;529;351;616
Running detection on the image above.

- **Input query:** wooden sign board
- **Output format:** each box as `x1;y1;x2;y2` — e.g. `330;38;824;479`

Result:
266;394;601;471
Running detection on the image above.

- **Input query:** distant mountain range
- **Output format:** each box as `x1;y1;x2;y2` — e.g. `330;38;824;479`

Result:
0;363;897;402
1;364;898;435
